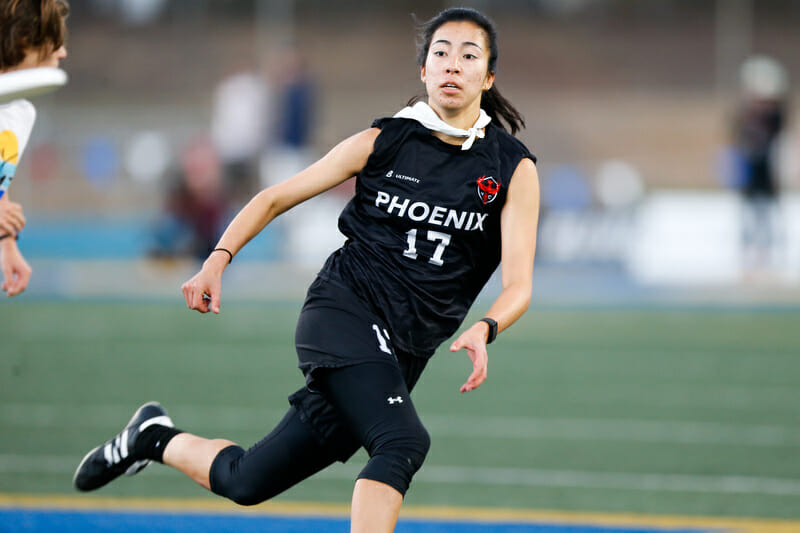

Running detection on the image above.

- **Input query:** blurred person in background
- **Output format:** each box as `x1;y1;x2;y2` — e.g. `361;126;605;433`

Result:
74;8;539;532
261;46;344;267
0;0;68;297
274;46;315;161
260;45;317;187
210;64;270;204
149;136;229;261
728;55;789;272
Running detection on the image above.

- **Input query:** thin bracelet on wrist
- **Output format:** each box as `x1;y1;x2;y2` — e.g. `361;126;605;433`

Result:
211;247;233;264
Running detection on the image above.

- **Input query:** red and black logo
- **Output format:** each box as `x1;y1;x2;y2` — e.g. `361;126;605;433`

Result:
476;175;500;205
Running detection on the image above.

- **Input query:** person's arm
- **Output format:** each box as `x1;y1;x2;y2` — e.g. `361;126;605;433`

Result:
182;127;381;314
1;238;32;297
0;194;31;297
0;193;26;238
450;157;540;392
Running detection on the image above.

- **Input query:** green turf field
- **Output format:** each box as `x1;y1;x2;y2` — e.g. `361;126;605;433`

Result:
2;300;800;519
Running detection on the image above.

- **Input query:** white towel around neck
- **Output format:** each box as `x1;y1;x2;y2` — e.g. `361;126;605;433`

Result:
393;101;491;150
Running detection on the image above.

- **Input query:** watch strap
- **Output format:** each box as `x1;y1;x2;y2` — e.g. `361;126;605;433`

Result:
480;317;498;344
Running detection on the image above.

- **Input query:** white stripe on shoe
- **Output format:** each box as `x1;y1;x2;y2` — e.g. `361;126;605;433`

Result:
103;434;130;466
120;431;128;459
138;415;174;432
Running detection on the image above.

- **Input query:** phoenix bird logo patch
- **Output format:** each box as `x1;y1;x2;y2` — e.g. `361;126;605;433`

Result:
476;175;500;205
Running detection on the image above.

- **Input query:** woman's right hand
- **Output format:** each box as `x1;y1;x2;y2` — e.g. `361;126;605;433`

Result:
181;253;228;314
1;238;32;297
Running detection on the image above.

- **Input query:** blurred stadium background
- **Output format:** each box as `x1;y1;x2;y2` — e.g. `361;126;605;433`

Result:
3;0;800;530
7;0;800;300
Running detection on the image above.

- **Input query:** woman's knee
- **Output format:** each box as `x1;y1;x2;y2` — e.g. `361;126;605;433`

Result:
208;445;270;506
359;421;430;495
207;406;340;506
402;423;431;471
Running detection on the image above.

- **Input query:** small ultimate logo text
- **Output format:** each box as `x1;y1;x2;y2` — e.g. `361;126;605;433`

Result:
386;169;420;184
476;175;500;205
387;396;403;405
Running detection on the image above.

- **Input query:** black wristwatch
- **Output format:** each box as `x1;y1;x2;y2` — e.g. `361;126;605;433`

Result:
480;317;498;344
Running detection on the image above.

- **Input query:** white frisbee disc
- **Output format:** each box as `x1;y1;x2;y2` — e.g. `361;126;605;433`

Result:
0;67;68;104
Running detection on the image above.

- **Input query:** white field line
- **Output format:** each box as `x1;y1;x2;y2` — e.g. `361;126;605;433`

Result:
540;383;800;410
4;383;798;413
422;414;800;446
413;466;800;497
1;403;799;447
2;454;800;497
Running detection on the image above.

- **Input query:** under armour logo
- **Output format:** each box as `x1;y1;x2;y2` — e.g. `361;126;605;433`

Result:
387;396;403;405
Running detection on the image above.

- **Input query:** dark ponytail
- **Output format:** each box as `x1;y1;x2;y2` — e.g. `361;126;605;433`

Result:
481;85;525;136
412;7;525;135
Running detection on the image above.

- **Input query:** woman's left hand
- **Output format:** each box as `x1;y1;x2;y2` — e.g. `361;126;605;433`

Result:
450;321;490;393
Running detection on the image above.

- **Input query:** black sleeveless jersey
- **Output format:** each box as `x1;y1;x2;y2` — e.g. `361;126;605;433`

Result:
317;117;536;358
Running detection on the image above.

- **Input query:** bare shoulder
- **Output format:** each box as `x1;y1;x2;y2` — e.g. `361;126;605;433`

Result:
326;127;382;175
339;127;381;153
512;157;537;178
508;157;539;197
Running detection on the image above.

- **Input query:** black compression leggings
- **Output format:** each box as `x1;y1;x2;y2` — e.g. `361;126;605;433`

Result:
208;361;430;506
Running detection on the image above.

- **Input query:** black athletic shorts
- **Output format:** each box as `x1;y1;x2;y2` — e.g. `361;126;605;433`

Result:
295;276;403;384
290;276;428;461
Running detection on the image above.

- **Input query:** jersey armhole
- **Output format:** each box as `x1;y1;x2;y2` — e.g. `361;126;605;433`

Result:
364;117;408;171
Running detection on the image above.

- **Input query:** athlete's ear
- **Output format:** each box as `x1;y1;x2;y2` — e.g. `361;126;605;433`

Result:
483;71;495;91
420;65;426;83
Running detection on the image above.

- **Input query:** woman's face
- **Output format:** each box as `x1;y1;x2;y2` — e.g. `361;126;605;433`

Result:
14;44;67;70
421;21;495;116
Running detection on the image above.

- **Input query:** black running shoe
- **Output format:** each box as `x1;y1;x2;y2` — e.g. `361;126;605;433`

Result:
73;401;173;492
